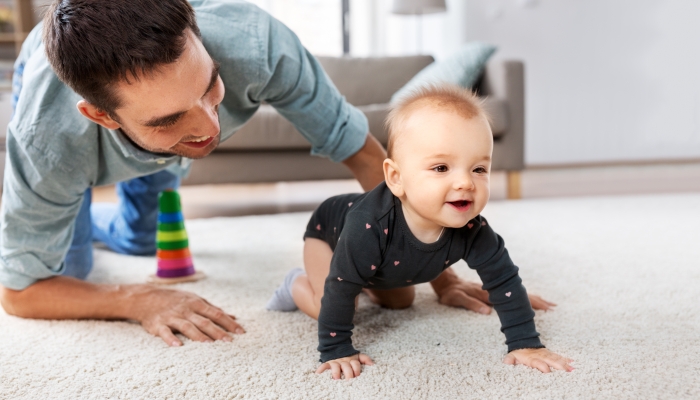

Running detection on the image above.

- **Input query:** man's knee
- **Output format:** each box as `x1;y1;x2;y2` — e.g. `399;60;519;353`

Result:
113;236;157;256
91;202;157;256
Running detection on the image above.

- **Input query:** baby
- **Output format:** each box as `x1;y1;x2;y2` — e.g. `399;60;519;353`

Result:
267;84;572;379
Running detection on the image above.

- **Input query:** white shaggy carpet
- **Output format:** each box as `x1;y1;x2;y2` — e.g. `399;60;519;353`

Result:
1;193;699;399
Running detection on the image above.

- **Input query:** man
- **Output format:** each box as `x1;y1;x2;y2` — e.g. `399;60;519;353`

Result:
0;0;536;347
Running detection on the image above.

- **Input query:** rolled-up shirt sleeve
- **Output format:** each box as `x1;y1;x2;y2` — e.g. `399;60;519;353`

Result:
0;125;87;290
196;1;368;162
253;13;369;163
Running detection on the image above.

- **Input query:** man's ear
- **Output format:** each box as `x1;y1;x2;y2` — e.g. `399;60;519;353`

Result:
76;100;121;130
383;158;405;198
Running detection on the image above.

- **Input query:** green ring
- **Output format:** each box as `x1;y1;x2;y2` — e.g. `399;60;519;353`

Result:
157;239;189;250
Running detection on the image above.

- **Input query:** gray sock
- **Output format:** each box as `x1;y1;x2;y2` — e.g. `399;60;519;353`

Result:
266;268;305;311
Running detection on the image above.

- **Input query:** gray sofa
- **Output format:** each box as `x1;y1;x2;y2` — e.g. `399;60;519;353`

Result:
182;56;525;198
0;56;525;198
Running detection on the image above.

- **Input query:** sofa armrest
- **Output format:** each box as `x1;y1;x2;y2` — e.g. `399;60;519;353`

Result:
479;60;525;171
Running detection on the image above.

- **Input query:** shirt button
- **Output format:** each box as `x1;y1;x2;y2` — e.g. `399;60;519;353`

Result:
156;159;166;164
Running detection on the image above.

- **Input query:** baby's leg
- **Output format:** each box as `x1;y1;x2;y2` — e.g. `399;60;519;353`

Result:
365;287;415;309
292;238;334;319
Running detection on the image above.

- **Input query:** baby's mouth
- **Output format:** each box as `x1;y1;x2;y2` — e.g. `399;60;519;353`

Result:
447;200;472;212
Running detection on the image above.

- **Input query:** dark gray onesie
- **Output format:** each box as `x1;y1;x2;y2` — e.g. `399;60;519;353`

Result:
304;182;543;363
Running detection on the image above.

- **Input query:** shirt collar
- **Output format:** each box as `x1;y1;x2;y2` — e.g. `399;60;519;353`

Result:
107;127;179;164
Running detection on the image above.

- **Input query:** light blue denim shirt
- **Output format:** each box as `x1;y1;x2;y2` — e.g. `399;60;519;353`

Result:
0;0;369;290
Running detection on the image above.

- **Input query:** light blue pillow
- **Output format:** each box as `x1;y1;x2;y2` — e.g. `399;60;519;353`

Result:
390;42;497;104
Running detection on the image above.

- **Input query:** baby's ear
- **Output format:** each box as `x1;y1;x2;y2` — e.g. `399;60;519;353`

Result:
383;158;404;197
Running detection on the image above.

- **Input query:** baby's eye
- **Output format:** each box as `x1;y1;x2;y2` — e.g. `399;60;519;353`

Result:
433;165;448;173
473;167;488;174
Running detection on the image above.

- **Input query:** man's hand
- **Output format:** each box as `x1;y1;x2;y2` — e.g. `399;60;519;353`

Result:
316;353;374;380
129;285;245;346
430;268;557;314
503;348;574;373
0;276;243;347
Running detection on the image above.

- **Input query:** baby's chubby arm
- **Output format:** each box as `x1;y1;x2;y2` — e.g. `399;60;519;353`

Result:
316;353;375;380
316;215;382;373
464;218;574;372
504;348;574;373
464;220;543;350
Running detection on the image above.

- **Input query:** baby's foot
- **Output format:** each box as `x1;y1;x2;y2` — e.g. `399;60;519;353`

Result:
265;268;304;311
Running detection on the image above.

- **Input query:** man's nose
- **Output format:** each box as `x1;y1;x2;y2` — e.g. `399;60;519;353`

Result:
195;102;220;137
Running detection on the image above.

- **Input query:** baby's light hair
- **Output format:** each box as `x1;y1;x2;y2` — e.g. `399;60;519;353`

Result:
385;83;488;159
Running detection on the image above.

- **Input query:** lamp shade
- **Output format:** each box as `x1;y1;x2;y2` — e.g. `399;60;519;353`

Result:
391;0;447;15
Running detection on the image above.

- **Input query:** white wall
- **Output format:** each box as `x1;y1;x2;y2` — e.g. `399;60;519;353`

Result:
349;0;467;60
243;1;700;166
249;0;467;59
248;0;343;56
463;0;700;165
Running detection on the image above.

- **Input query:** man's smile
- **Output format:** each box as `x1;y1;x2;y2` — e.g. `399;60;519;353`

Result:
180;135;216;148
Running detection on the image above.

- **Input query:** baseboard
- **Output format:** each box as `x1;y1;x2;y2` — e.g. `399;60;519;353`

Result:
16;161;700;219
515;161;700;199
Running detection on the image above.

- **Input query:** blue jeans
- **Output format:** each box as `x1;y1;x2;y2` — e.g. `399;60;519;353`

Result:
63;170;181;279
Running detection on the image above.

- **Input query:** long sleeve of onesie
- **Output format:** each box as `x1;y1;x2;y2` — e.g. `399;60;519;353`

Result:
317;212;381;363
464;217;544;352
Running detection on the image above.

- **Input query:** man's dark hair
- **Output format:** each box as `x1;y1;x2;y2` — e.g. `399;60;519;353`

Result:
44;0;201;117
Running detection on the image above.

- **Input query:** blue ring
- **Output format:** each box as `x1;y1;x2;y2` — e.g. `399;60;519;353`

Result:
158;212;183;223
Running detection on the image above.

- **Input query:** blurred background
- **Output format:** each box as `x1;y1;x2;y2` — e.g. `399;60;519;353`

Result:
250;0;700;166
2;0;699;218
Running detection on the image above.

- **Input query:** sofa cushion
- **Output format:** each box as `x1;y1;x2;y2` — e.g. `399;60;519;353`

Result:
391;42;497;104
482;97;508;139
359;98;508;142
216;96;508;152
316;56;434;106
217;104;307;151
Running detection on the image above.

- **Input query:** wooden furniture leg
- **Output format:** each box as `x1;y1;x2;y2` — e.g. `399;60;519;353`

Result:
506;170;522;200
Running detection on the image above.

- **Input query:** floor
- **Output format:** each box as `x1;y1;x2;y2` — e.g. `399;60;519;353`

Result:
3;191;699;398
92;161;700;219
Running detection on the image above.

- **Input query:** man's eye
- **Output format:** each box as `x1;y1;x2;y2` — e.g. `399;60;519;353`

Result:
160;119;179;128
433;165;448;172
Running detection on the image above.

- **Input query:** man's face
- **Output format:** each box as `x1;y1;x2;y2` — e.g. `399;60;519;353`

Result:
110;30;225;159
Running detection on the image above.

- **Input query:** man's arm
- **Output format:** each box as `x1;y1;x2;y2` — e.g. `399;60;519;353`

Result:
341;133;387;192
0;276;244;345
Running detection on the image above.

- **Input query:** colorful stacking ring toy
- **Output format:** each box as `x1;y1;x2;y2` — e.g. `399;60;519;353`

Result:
148;189;205;284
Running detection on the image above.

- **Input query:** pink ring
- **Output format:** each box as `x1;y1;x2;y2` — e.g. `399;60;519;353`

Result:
157;257;194;270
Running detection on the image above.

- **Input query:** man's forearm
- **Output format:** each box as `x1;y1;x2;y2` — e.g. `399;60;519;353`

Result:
342;133;387;192
0;276;140;320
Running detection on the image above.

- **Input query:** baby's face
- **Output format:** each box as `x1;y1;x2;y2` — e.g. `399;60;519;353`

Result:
387;107;493;231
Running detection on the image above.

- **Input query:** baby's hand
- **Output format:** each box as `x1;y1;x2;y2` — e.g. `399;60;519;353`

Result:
528;293;557;311
315;353;374;380
503;348;574;373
